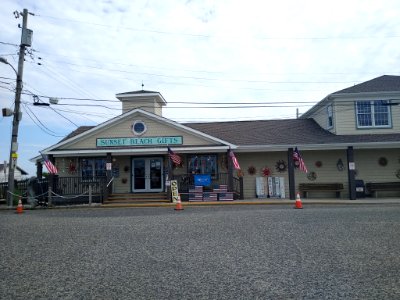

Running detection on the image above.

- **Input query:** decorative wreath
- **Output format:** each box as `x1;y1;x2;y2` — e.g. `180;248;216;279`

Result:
247;166;256;175
275;160;287;172
307;171;317;181
378;157;388;166
315;161;322;168
396;169;400;179
68;160;77;174
262;167;271;177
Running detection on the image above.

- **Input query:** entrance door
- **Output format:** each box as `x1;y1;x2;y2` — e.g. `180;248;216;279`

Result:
132;157;163;192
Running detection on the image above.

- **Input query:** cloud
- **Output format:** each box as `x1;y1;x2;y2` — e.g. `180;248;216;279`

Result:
1;0;400;175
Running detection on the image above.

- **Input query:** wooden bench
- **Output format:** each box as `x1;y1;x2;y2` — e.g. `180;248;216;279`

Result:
366;182;400;198
299;183;344;198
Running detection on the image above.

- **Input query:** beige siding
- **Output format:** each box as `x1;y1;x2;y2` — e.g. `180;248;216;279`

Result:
238;149;400;199
112;156;132;193
305;104;334;133
122;98;162;115
63;115;214;150
335;97;400;135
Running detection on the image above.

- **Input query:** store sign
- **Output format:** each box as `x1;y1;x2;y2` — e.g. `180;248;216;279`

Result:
97;136;183;147
171;180;179;203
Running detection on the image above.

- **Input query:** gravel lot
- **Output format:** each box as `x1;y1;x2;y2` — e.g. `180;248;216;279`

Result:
1;205;399;299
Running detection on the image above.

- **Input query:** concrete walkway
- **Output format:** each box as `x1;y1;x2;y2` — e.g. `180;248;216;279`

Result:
1;197;400;210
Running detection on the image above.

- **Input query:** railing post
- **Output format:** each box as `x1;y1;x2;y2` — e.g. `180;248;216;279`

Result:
239;176;244;199
48;174;53;206
88;184;92;206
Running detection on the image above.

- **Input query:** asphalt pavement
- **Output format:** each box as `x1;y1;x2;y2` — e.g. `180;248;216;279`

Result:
1;204;399;299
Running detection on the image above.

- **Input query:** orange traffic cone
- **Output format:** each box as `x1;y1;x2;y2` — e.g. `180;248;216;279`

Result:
16;197;24;214
174;195;184;211
294;192;303;209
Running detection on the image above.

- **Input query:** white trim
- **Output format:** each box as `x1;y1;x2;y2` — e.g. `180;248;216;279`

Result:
35;146;232;159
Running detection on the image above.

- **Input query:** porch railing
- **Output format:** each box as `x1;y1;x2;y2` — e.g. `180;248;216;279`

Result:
0;176;107;205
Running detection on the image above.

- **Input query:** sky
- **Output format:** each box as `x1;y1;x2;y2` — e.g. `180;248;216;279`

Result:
1;0;400;176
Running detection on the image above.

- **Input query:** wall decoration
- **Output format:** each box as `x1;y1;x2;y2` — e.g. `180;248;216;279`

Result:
262;167;271;177
247;166;256;175
275;160;287;172
378;157;388;166
396;169;400;179
315;161;322;168
336;159;344;171
68;159;77;174
121;178;127;184
307;171;317;181
124;166;129;172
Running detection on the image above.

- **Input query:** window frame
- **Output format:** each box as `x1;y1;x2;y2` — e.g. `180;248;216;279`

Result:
187;154;218;179
80;157;107;181
355;100;392;129
327;104;333;129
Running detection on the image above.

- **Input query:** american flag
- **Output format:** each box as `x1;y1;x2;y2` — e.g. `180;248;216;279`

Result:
293;147;308;173
228;149;241;170
168;147;182;165
41;153;58;174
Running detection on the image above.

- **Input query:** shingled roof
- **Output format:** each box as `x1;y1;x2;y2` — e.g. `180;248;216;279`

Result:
59;118;400;148
185;119;400;145
332;75;400;95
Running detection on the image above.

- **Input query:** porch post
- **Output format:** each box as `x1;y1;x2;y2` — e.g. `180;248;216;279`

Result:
36;162;42;178
287;147;296;200
105;153;112;200
239;177;244;200
347;146;356;200
167;153;172;201
227;150;234;192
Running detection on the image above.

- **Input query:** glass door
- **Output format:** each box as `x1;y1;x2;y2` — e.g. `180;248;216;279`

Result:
132;157;163;192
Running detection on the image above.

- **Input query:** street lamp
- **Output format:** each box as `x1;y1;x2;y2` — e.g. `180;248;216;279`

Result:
0;57;18;75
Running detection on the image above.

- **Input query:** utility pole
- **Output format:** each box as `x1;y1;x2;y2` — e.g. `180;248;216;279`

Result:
6;9;31;207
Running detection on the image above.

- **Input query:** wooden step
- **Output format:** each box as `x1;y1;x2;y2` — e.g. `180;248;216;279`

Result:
104;193;169;204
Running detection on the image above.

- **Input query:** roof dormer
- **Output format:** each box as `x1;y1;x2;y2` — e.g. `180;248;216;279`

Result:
115;90;167;116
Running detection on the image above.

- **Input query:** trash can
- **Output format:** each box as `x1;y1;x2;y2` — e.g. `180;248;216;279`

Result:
355;180;365;198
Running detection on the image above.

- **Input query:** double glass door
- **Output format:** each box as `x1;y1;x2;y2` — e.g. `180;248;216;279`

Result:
132;157;163;192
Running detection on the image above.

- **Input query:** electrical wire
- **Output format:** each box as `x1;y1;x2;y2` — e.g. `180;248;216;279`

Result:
22;103;65;137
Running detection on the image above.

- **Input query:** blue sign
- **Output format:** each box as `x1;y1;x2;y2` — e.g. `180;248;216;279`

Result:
194;174;211;186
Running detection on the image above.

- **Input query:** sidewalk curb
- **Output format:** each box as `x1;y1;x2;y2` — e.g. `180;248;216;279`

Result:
1;199;399;210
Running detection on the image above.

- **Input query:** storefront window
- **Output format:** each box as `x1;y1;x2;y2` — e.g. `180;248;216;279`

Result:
80;158;106;180
188;155;217;177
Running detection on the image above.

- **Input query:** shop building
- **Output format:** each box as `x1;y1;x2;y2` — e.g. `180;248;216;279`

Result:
32;75;400;203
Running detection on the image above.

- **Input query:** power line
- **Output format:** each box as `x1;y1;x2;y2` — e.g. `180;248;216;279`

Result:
35;15;400;41
22;103;65;137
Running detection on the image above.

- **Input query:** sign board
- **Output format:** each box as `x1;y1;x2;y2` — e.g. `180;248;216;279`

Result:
97;136;183;147
349;162;356;170
171;180;179;203
106;163;112;171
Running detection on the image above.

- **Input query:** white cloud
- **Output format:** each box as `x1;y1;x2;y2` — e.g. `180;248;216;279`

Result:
1;0;400;175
